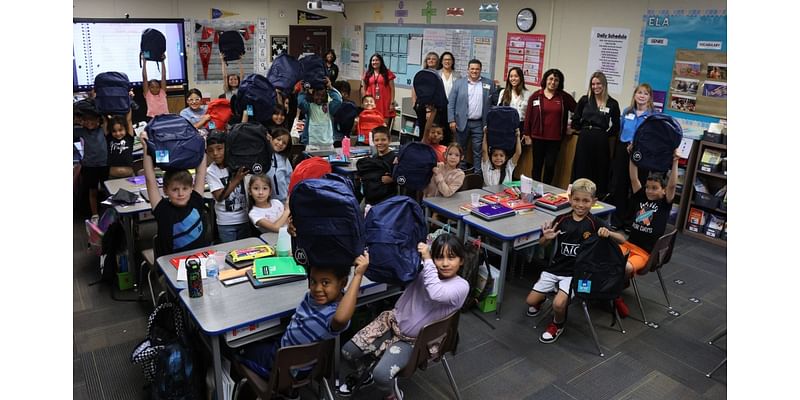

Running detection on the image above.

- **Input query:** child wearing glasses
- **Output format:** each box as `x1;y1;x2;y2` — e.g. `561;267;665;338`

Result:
179;88;211;129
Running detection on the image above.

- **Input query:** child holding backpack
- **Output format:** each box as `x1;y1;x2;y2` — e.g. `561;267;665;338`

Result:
525;178;625;343
265;128;293;202
481;128;522;186
140;132;210;255
421;107;447;162
205;132;251;243
106;112;135;179
297;77;342;147
141;54;168;119
357;126;397;206
338;234;474;398
248;174;290;233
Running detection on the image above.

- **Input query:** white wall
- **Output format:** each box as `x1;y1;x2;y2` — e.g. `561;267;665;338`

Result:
73;0;726;103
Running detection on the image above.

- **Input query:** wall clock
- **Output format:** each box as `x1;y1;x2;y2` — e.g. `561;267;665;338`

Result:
516;8;536;32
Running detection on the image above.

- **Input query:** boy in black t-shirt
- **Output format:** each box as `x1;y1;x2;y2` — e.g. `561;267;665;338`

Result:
140;131;210;255
525;178;625;343
615;153;679;315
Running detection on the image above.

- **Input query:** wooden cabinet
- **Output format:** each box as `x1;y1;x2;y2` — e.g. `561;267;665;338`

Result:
682;140;727;247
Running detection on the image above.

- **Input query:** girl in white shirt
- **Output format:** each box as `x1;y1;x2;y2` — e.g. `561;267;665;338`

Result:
497;67;532;131
248;174;290;233
481;129;522;186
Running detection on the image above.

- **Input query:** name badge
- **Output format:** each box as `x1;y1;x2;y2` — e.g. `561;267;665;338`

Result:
600;107;609;113
532;99;540;107
482;83;490;90
625;113;635;120
208;121;216;129
155;149;170;164
246;104;254;116
577;279;592;294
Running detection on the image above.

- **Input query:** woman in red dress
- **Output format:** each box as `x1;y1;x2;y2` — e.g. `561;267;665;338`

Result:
360;53;397;127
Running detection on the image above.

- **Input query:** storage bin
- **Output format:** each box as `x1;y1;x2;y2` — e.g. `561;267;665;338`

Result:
694;192;720;209
117;272;134;291
478;294;497;313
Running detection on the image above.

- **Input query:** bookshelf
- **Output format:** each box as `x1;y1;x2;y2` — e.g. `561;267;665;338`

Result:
682;140;727;247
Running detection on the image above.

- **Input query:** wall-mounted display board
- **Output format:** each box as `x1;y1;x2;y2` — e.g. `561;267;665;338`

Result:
635;9;726;135
363;23;497;87
667;49;726;118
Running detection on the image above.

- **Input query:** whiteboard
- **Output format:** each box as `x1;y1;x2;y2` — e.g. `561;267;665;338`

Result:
363;23;497;88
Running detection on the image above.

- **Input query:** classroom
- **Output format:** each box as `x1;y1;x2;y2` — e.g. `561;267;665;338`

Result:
71;1;732;399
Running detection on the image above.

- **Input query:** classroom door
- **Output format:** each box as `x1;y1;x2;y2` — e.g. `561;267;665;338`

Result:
289;25;331;57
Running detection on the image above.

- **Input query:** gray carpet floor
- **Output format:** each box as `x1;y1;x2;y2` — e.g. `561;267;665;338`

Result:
73;216;726;400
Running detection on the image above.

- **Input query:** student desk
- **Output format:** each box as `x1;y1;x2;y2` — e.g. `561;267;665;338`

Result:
421;188;493;239
259;232;279;247
464;186;616;318
176;262;399;400
156;237;265;294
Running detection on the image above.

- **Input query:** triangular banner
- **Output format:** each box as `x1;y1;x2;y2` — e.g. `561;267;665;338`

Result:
211;8;240;19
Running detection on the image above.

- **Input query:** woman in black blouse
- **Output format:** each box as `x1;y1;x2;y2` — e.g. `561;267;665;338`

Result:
570;71;620;198
324;49;339;83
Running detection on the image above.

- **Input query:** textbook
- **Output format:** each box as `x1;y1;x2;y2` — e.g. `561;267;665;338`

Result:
226;245;276;269
471;203;516;220
498;198;536;211
247;257;307;288
534;193;570;211
481;188;520;204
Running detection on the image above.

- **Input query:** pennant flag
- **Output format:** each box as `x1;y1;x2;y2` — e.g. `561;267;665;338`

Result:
198;42;213;79
298;10;328;24
213;31;220;44
201;26;214;40
248;25;256;34
194;23;203;32
211;8;239;19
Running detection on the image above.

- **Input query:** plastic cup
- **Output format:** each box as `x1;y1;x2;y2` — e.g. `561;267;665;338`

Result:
471;193;481;206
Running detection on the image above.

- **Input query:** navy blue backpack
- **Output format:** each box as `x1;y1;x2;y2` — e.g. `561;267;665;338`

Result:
144;114;205;170
236;74;277;126
393;142;438;191
289;178;365;270
571;236;627;300
267;53;302;92
630;113;683;172
333;100;358;137
364;196;427;285
486;106;520;153
140;28;166;65
94;72;131;115
412;69;448;109
219;30;246;63
299;54;327;89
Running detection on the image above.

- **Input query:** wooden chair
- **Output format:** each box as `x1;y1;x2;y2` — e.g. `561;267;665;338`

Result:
232;339;336;400
629;226;678;328
391;312;462;400
458;173;484;192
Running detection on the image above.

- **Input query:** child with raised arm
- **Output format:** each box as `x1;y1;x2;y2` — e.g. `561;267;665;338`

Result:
235;252;371;396
141;54;168;119
265;128;293;202
205;132;251;243
247;174;290;233
481;128;522;186
525;178;625;343
106;111;135;178
421;107;447;162
297;77;342;147
140;132;209;254
338;234;475;399
76;99;108;223
613;151;679;317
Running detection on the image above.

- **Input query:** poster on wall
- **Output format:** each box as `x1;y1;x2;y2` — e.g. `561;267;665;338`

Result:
585;27;630;94
635;9;726;134
271;36;287;61
340;25;362;80
504;33;545;87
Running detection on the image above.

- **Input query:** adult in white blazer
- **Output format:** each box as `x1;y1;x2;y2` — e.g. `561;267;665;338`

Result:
447;59;497;173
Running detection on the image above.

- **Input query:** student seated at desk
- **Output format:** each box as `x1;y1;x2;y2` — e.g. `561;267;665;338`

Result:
338;235;475;398
525;178;625;344
140;131;210;254
234;252;371;388
422;143;464;198
248;174;290;233
206;132;251;243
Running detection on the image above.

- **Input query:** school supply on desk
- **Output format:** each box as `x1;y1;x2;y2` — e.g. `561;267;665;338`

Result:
326;153;350;166
127;175;146;185
225;245;276;269
170;250;213;269
498;198;536;211
535;193;570;211
110;188;140;205
480;188;519;204
471;203;516;220
246;257;307;289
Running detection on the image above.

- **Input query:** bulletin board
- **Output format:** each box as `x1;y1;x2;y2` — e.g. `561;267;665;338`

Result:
363;23;497;87
634;9;726;134
667;49;726;118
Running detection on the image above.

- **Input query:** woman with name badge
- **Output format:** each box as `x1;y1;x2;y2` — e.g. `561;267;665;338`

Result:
361;53;397;128
570;71;620;199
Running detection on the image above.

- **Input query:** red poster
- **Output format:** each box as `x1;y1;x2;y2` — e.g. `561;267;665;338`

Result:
504;33;546;87
198;41;213;79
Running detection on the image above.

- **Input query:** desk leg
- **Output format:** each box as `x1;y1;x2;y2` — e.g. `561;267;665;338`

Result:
457;220;465;240
495;241;511;320
212;335;225;400
122;215;139;294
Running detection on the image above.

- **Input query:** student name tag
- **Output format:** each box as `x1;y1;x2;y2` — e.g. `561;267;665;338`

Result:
600;107;610;113
532;99;540;107
358;134;366;142
577;279;592;294
625;113;635;120
482;83;490;90
246;105;254;116
143;51;151;59
208;121;216;129
155;149;170;164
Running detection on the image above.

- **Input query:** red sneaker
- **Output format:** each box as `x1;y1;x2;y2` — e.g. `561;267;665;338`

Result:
539;322;564;343
614;297;629;319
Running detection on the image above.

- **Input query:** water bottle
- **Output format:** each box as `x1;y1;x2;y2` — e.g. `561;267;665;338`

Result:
342;136;351;157
277;226;291;257
186;257;203;298
206;253;219;295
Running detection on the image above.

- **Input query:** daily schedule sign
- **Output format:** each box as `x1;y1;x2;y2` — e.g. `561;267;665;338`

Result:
585;27;630;95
